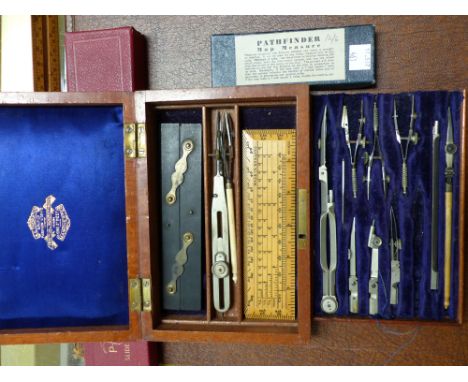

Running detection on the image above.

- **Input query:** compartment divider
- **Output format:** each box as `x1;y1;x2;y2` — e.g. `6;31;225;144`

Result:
233;105;243;323
202;106;214;322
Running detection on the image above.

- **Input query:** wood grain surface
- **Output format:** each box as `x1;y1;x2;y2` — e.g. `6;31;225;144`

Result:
73;16;467;92
31;16;61;91
74;15;468;365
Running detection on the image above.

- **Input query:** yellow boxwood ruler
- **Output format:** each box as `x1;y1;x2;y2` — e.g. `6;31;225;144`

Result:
242;129;296;320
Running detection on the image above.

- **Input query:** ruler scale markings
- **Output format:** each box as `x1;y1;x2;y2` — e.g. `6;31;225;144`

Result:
264;141;267;302
258;142;263;303
268;140;273;305
243;129;296;320
269;140;272;303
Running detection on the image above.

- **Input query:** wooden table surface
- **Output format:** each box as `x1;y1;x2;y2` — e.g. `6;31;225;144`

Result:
74;15;468;365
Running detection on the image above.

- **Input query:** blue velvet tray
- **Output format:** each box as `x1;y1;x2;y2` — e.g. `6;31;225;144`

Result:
0;105;129;329
312;91;463;321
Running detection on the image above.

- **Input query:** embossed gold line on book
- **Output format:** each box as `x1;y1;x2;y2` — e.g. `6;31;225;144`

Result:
242;129;296;320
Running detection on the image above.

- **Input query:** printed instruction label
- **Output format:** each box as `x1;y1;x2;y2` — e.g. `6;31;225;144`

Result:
349;44;372;71
234;28;346;85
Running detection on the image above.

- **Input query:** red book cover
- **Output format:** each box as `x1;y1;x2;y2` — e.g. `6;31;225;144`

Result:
68;26;153;368
65;26;148;92
83;341;158;366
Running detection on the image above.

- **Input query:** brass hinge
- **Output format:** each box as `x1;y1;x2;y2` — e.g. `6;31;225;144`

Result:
124;123;147;158
297;189;308;250
129;278;152;312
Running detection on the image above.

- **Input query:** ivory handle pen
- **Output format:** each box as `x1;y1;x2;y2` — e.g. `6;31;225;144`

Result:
226;183;238;284
444;191;452;309
443;106;456;310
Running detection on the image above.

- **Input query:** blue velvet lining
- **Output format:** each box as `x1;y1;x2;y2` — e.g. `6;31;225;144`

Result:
156;109;203;124
312;91;463;320
240;106;296;129
0;106;129;329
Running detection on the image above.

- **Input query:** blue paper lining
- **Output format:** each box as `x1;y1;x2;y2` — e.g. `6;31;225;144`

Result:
0;105;129;329
312;91;463;320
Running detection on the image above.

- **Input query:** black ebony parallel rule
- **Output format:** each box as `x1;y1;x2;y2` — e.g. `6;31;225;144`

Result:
313;91;463;322
160;120;203;312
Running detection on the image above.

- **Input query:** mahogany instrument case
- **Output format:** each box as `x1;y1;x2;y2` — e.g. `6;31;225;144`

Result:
0;85;464;345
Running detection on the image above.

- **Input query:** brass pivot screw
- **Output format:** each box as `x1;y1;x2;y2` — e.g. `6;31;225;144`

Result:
167;282;176;295
371;235;382;248
212;258;229;279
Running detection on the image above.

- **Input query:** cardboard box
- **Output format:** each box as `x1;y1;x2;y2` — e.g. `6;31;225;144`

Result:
211;25;375;89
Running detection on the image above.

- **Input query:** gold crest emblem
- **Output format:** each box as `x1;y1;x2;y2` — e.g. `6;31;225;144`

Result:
27;195;71;250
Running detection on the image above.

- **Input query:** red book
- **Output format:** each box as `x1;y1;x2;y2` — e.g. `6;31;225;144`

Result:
65;26;148;92
83;341;158;366
66;26;153;367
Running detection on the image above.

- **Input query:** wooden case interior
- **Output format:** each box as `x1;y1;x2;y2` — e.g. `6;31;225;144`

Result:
0;87;463;346
141;85;311;343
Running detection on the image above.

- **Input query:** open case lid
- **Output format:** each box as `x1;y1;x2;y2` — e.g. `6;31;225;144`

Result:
0;92;141;344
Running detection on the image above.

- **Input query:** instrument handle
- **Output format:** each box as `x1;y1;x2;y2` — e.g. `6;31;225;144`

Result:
226;184;238;284
444;191;453;309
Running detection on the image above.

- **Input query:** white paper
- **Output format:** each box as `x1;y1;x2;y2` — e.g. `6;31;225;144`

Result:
349;44;372;71
234;28;346;85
